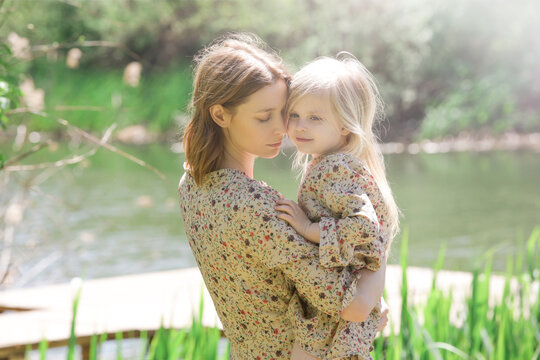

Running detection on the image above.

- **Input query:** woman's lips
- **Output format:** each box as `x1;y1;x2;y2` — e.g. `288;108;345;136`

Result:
268;141;282;148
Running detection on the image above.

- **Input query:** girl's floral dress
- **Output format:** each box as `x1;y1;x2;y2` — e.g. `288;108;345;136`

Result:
178;166;364;359
288;152;392;360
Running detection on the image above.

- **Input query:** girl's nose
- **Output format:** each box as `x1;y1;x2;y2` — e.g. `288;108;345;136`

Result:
295;117;307;132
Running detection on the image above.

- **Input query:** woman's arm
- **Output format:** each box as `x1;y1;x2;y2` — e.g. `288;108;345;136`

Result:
239;187;379;320
341;258;386;322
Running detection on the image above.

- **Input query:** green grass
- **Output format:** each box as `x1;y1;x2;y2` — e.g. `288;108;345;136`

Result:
21;59;193;134
29;227;539;359
33;287;229;360
373;227;539;359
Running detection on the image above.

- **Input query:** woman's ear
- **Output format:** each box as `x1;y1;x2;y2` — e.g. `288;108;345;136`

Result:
209;104;231;128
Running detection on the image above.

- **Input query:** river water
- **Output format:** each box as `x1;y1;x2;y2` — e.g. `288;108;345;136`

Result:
2;144;539;288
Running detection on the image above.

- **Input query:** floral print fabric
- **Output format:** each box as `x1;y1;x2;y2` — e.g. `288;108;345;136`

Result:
290;152;392;359
178;167;363;359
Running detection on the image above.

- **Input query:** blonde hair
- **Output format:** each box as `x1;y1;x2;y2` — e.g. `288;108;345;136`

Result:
289;54;400;239
183;33;290;185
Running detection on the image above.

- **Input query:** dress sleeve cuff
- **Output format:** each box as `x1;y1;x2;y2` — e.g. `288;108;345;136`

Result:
318;217;341;268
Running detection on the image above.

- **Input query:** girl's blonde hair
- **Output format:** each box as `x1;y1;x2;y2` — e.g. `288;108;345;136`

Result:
289;54;400;239
183;33;290;185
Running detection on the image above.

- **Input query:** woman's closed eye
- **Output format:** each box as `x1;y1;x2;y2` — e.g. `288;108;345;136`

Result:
257;114;272;122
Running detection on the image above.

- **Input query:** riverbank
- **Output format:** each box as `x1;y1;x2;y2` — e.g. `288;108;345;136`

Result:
2;123;539;156
379;131;540;154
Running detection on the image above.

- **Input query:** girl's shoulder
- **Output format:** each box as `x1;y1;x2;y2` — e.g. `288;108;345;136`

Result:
308;152;369;178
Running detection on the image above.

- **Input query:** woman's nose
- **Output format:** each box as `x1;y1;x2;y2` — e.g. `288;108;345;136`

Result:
274;114;287;136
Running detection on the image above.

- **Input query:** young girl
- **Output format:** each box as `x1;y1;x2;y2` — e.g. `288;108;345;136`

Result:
276;55;399;359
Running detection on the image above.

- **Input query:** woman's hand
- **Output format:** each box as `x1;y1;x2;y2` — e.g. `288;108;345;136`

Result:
275;199;320;244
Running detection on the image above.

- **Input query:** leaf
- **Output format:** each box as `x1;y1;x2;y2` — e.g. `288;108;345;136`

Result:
1;114;9;130
0;43;12;55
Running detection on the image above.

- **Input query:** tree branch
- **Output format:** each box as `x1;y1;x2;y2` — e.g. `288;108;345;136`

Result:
3;111;166;180
6;105;124;115
31;40;143;62
3;141;50;167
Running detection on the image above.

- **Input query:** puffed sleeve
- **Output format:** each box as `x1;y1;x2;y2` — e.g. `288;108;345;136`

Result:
314;160;387;270
236;186;360;319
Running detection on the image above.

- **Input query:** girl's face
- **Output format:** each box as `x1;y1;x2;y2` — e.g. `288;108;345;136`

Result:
225;80;288;159
287;93;349;157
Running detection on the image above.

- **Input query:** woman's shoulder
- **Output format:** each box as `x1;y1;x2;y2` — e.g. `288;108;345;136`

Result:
178;167;281;208
179;167;250;190
233;176;282;211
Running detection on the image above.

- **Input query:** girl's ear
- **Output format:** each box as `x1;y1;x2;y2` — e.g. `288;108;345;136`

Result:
340;127;350;136
209;104;232;128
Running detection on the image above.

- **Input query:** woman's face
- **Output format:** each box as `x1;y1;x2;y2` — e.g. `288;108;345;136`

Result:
225;80;287;159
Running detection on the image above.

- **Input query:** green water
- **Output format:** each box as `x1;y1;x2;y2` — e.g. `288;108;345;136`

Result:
2;144;538;287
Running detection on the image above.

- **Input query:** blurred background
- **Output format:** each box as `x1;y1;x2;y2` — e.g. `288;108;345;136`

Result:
0;0;539;289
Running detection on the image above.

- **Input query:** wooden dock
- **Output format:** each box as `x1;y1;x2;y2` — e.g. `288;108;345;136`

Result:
0;265;512;360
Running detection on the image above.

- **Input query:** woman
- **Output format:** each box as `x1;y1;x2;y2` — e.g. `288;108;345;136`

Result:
178;33;387;359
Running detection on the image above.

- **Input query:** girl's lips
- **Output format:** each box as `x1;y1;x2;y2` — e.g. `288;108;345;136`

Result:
295;137;312;142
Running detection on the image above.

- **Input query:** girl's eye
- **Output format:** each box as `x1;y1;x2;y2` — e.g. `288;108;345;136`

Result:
288;112;299;119
310;115;322;121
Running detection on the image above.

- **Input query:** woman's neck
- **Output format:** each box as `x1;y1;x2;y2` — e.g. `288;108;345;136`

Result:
220;147;255;178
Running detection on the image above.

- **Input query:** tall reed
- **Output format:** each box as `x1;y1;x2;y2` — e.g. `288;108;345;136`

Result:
374;226;539;359
30;227;538;359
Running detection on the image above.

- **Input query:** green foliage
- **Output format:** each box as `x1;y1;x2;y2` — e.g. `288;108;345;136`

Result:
3;0;540;138
67;280;82;360
0;44;22;128
374;227;540;359
419;76;519;139
38;339;47;360
0;36;23;169
23;59;192;133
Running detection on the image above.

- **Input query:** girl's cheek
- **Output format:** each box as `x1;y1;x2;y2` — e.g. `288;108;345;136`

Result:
286;124;295;136
287;118;297;130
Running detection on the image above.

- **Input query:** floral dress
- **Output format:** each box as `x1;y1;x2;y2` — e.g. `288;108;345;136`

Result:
178;166;365;359
288;152;392;360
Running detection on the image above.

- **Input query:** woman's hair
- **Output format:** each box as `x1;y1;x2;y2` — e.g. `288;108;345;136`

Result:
183;33;290;185
288;54;400;239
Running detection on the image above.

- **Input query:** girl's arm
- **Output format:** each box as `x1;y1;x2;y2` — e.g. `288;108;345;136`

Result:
312;159;387;270
279;157;388;271
275;197;387;321
275;198;320;243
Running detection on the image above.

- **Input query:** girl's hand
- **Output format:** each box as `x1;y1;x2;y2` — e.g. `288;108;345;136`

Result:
275;199;319;243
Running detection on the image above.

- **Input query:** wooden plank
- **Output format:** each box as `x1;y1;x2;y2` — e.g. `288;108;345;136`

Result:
0;265;521;354
0;268;220;351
